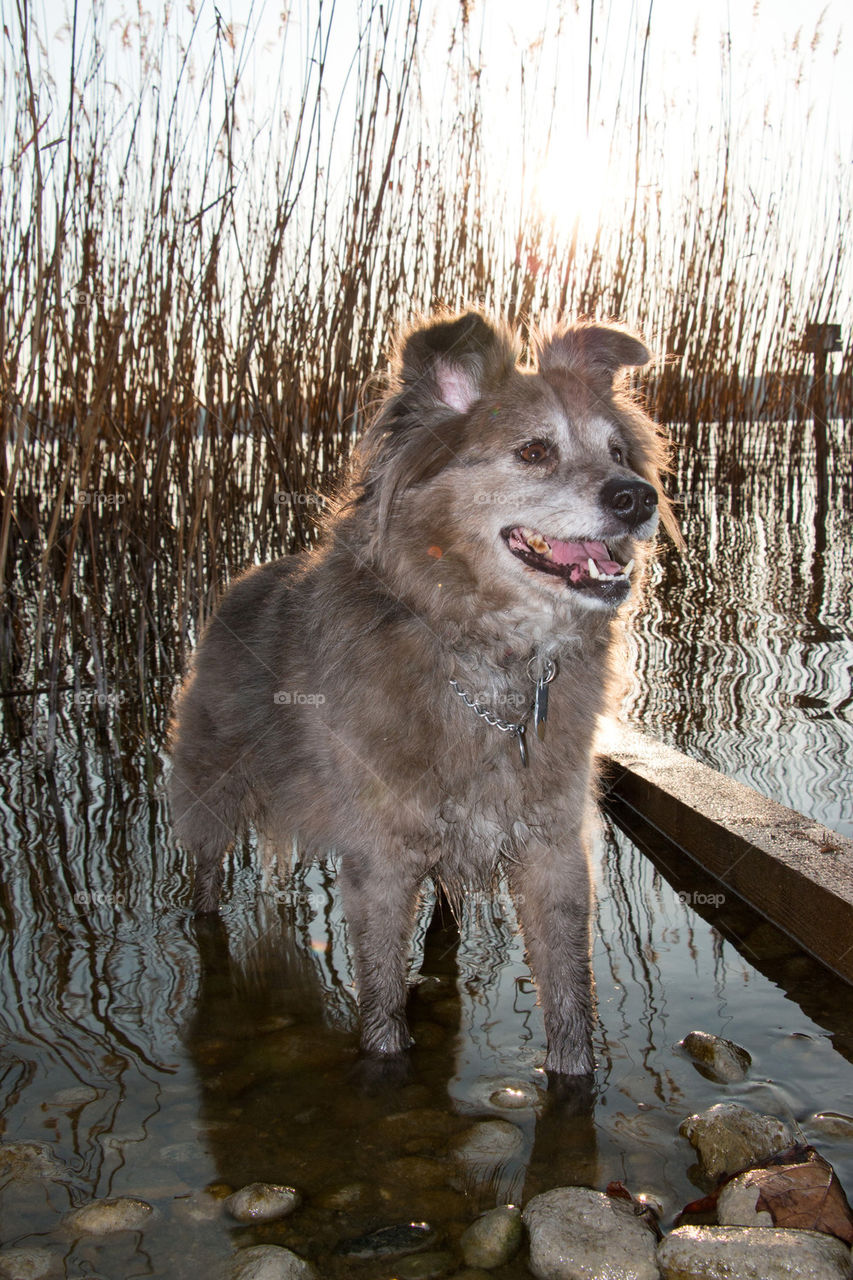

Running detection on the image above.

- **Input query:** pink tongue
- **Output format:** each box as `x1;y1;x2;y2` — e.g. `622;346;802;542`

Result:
550;538;622;576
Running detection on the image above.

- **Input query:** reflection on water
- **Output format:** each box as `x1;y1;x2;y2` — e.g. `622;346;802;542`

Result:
627;417;853;837
1;742;853;1276
0;416;851;1273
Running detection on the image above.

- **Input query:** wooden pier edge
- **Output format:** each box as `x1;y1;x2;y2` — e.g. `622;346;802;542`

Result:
596;722;853;985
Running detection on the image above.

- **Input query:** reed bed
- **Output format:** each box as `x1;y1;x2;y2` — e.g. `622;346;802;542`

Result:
1;0;850;763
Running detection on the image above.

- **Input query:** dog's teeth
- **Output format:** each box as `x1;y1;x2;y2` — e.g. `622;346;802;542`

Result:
527;533;552;558
587;558;600;579
623;559;634;577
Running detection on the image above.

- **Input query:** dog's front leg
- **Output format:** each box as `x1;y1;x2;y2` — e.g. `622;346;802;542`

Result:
339;851;422;1056
510;840;595;1077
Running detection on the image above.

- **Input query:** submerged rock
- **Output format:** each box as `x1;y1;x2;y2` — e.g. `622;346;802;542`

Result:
450;1120;525;1165
523;1186;659;1280
679;1030;752;1082
807;1111;853;1140
335;1221;437;1259
0;1141;65;1181
224;1245;317;1280
63;1196;154;1235
224;1182;301;1223
394;1251;456;1279
460;1204;522;1268
0;1248;61;1279
678;1103;795;1180
657;1225;851;1279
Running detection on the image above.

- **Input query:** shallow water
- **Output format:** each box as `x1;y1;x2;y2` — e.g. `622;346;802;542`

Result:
1;744;853;1277
628;416;853;837
1;415;851;1275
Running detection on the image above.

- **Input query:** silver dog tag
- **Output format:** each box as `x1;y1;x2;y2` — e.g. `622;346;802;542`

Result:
534;660;557;741
516;725;529;767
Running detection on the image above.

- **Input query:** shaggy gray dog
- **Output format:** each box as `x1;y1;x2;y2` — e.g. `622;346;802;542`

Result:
168;311;677;1075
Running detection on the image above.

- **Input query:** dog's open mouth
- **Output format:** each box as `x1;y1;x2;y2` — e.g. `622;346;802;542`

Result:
503;525;634;597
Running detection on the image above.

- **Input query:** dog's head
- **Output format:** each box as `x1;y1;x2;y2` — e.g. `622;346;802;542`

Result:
350;310;679;627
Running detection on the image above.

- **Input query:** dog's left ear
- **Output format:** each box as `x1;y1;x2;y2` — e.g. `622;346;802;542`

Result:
536;323;650;382
396;311;519;417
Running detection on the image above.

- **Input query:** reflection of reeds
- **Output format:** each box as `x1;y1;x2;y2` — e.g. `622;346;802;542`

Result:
1;3;849;754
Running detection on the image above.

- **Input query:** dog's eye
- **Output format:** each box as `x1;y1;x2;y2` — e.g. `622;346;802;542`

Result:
517;439;552;464
610;444;625;465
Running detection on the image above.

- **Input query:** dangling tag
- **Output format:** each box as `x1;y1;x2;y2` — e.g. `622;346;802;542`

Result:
534;660;557;741
516;724;529;767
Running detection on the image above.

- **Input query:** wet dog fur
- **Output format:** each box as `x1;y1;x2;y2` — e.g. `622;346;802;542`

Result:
168;311;677;1076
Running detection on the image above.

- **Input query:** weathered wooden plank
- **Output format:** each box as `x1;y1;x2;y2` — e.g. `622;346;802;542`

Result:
597;723;853;985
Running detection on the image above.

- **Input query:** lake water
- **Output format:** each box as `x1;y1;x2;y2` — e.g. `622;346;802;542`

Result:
0;415;851;1275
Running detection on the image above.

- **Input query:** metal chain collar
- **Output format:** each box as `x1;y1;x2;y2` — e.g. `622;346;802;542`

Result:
449;659;557;767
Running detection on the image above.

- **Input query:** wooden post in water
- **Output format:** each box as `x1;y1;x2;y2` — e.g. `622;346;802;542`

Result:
802;323;840;606
802;321;841;425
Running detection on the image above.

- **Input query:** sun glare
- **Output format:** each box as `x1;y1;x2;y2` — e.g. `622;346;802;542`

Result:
529;134;630;236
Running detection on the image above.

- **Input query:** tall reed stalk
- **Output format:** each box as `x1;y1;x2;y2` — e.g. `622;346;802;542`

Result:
1;0;849;763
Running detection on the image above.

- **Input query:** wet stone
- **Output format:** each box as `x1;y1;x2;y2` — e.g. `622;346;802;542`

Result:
384;1156;450;1189
450;1120;525;1165
223;1244;318;1280
334;1221;437;1259
679;1030;752;1083
0;1248;61;1279
460;1204;522;1269
0;1141;65;1181
224;1182;301;1223
379;1108;461;1150
715;1172;774;1226
63;1196;154;1235
394;1251;456;1279
523;1186;659;1280
314;1180;376;1211
657;1225;852;1279
678;1103;795;1180
172;1188;228;1224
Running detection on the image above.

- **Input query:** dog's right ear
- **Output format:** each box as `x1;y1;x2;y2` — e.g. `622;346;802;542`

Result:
394;312;519;419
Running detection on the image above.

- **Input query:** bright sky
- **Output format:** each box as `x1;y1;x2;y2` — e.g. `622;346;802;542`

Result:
23;0;853;340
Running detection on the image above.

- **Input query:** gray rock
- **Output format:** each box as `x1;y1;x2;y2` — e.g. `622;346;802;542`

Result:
678;1103;795;1180
460;1204;522;1268
224;1182;301;1223
715;1172;774;1227
657;1225;852;1279
0;1248;61;1279
0;1142;65;1180
451;1120;524;1165
63;1196;154;1235
523;1186;659;1280
224;1245;318;1280
679;1030;751;1082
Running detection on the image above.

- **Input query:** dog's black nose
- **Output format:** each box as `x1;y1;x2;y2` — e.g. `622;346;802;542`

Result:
600;476;658;528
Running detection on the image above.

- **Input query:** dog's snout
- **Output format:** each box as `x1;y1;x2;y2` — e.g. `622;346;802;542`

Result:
600;476;658;527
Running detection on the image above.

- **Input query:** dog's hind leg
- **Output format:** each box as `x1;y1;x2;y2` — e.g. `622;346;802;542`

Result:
169;761;248;914
510;837;595;1077
339;850;422;1056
